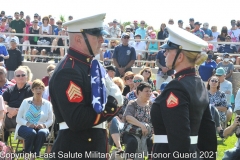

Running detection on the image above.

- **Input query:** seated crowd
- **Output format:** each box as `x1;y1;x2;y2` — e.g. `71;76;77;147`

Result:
1;10;240;159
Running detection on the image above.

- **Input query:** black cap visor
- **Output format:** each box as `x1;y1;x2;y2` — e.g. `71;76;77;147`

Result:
160;41;181;49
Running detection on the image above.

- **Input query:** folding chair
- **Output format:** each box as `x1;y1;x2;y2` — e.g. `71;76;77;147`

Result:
43;116;56;154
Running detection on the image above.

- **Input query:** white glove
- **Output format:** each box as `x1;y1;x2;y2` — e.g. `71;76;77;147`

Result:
105;75;123;107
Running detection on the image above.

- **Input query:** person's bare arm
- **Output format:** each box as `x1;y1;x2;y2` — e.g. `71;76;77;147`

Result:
225;70;233;79
39;26;42;34
5;101;18;117
112;58;120;69
223;116;239;138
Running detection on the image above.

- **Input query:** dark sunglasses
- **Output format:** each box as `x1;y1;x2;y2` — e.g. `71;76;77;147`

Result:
1;20;6;22
81;28;103;37
57;23;62;25
16;74;26;77
144;70;151;74
133;79;142;83
125;76;133;80
141;23;145;24
210;79;218;83
123;36;129;39
111;42;115;43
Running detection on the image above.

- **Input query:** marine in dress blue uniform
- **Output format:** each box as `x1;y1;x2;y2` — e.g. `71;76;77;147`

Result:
151;26;217;160
49;13;123;160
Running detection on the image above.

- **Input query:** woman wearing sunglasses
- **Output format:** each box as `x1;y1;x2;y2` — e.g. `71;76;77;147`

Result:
207;75;227;131
122;71;135;96
126;74;156;102
139;67;155;91
125;74;144;101
151;26;217;159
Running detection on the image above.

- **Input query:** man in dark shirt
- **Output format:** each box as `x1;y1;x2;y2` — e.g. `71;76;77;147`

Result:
9;12;26;41
3;66;33;142
6;39;22;80
155;49;174;91
113;33;136;77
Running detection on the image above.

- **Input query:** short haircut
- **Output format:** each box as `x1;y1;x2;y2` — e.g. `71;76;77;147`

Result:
47;64;56;73
31;79;45;90
14;66;28;76
136;82;152;94
0;66;7;75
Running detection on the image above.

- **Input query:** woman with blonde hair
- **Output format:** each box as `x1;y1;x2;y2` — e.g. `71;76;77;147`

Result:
211;26;219;52
151;26;217;158
21;66;33;83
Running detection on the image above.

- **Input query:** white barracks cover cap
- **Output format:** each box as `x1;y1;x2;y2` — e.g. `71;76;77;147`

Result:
63;13;108;36
161;25;208;52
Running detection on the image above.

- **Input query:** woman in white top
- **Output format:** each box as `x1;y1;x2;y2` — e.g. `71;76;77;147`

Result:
15;79;53;156
39;16;52;35
211;26;219;52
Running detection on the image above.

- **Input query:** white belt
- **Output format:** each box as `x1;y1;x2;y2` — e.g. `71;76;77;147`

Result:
153;135;198;144
59;122;106;130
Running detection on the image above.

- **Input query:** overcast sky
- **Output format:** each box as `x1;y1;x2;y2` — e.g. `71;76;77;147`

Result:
4;0;238;31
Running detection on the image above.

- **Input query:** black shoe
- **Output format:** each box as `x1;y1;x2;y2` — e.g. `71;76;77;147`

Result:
27;59;30;61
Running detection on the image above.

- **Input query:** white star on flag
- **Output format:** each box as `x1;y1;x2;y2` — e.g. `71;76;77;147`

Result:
91;76;97;84
92;95;101;105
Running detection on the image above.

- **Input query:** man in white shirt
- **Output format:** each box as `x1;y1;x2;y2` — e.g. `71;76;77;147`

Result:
216;67;233;125
132;34;146;67
108;19;121;38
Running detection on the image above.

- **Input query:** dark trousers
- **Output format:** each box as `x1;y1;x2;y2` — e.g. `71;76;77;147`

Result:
115;67;132;78
51;128;107;159
18;126;49;156
122;133;152;159
4;115;17;142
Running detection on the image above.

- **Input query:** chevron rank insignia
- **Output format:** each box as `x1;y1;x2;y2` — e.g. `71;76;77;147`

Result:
66;81;83;103
166;92;179;108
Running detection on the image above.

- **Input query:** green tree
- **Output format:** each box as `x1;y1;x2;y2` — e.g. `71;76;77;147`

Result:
121;21;131;28
60;15;66;23
121;21;148;28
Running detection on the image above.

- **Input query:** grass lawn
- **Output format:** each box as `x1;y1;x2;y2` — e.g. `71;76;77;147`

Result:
217;135;237;160
7;126;237;160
